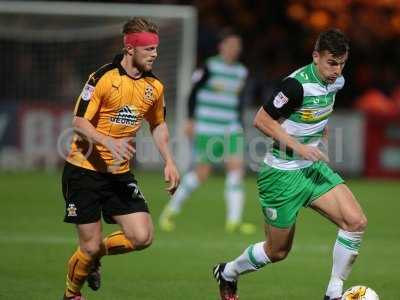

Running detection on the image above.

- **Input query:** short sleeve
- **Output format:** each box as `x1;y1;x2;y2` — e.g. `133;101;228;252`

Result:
262;77;304;120
74;74;109;120
145;86;165;129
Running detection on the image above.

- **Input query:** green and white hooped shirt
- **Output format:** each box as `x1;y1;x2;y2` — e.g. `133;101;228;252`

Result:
187;55;248;136
262;63;345;170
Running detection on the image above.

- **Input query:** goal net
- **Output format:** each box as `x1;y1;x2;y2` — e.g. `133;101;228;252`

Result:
0;1;196;171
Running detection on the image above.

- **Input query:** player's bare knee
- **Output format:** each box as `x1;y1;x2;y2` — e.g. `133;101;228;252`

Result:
80;242;102;257
268;249;290;262
344;214;368;232
138;238;153;250
126;231;153;250
133;235;153;250
352;214;368;232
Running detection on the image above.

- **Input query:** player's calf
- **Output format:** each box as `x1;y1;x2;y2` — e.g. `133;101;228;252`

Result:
325;230;364;299
64;248;93;300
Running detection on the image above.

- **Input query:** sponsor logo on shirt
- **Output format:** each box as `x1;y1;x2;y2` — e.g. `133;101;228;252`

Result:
299;104;333;121
273;92;289;108
110;105;140;126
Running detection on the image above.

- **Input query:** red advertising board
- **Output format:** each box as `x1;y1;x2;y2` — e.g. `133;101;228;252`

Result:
0;102;73;170
365;114;400;178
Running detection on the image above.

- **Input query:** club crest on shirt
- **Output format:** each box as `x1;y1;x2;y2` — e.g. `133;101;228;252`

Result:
81;83;95;101
273;92;289;108
144;84;155;103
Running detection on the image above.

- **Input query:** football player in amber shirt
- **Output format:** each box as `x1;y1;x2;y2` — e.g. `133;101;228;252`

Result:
61;17;180;300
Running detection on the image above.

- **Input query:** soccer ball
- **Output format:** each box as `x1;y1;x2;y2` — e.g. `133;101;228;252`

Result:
342;285;379;300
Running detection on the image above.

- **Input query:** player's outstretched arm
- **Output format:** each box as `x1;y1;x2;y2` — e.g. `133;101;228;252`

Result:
253;108;328;162
150;122;180;194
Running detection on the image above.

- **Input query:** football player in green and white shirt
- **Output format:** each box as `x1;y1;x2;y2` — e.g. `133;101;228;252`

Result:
212;29;367;300
159;29;255;234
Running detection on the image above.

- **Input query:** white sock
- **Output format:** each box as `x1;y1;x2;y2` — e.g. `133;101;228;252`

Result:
222;242;271;281
326;230;363;298
168;171;200;213
224;170;244;224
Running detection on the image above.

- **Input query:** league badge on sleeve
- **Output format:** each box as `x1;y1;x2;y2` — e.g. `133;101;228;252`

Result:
81;83;95;101
273;91;289;108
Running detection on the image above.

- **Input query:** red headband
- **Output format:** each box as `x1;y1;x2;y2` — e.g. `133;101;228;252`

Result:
123;32;159;47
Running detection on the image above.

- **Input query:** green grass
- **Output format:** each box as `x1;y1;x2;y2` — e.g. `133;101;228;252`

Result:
0;171;398;299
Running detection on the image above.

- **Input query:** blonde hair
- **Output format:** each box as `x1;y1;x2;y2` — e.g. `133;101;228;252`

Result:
122;17;159;35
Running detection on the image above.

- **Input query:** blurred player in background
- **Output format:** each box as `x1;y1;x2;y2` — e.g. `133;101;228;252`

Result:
212;29;367;300
159;29;255;234
61;17;179;300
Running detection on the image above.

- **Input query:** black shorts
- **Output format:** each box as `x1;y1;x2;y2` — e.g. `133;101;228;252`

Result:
61;162;149;224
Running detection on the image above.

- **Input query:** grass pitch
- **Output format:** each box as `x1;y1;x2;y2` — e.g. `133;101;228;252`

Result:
0;171;398;299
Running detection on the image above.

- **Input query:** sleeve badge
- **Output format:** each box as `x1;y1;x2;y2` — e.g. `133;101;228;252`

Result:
81;83;95;101
273;91;289;108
